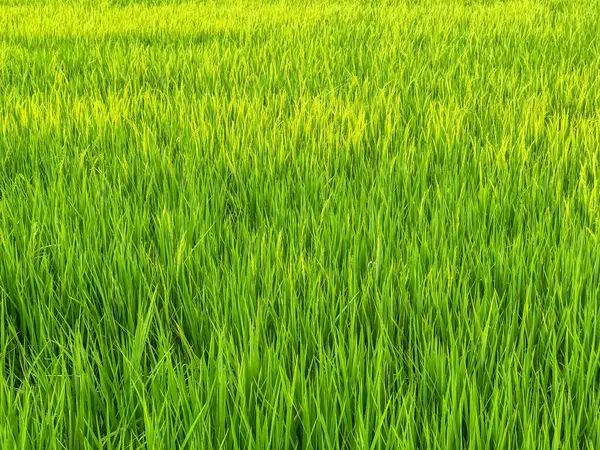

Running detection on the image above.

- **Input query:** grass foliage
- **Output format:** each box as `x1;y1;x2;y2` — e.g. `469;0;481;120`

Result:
1;0;600;448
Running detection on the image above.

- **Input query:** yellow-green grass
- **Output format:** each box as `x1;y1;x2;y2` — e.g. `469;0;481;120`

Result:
1;0;600;448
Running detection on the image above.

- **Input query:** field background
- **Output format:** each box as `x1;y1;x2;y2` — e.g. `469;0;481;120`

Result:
1;0;600;448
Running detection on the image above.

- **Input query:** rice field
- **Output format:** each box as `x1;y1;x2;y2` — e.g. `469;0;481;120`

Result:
1;0;600;448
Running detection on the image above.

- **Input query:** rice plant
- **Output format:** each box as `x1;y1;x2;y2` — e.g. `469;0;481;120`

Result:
1;0;600;448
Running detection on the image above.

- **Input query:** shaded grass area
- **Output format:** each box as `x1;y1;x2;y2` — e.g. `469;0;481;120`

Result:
1;0;600;448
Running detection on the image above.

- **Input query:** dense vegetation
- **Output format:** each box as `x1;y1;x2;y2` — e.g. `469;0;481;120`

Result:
1;0;600;448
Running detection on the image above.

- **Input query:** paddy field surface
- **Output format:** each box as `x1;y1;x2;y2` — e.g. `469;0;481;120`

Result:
1;0;600;448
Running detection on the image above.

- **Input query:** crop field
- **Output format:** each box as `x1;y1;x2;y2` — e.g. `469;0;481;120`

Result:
1;0;600;448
